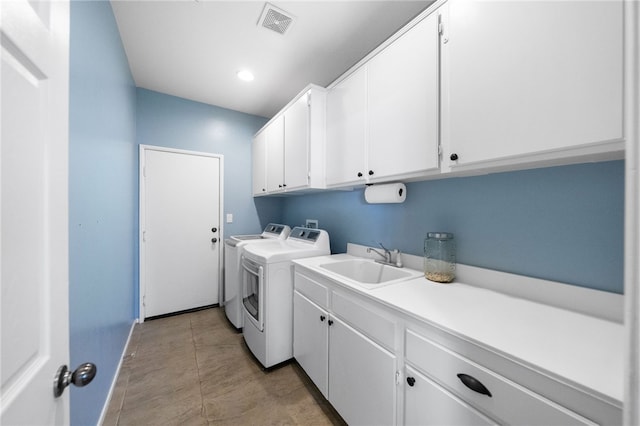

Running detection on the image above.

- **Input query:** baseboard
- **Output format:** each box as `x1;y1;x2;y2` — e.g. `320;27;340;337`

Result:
97;319;138;426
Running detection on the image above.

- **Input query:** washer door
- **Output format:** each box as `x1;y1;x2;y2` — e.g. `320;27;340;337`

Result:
241;256;264;331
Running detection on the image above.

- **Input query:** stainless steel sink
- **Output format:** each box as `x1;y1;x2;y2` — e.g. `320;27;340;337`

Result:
319;259;421;289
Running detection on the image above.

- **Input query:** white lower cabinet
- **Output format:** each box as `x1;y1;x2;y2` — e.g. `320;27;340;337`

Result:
293;271;397;425
405;329;597;426
293;266;616;425
329;316;396;426
293;291;329;397
404;365;496;426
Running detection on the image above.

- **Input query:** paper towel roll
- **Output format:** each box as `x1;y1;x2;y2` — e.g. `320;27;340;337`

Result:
364;183;407;204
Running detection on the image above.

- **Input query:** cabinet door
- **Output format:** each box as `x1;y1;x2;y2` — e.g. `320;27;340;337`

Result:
284;94;310;191
326;67;367;187
266;115;285;192
329;316;396;425
368;11;440;181
442;0;623;168
405;365;496;426
293;291;329;397
252;132;267;196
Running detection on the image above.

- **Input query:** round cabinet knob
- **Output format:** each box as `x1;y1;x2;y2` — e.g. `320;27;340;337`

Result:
328;319;334;326
211;227;217;233
279;184;283;188
368;170;374;176
320;315;326;322
211;238;218;243
357;172;363;178
450;153;459;161
262;188;266;192
406;377;416;387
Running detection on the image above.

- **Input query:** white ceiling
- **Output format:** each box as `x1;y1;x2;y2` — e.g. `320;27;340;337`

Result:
111;1;432;118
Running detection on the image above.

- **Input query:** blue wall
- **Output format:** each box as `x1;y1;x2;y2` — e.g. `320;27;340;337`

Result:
136;88;280;239
282;160;625;294
69;1;137;425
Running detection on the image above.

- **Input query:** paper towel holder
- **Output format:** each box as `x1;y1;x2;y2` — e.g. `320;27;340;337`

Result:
364;182;407;204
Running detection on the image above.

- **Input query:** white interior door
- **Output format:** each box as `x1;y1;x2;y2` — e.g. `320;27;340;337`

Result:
1;0;72;423
141;146;223;319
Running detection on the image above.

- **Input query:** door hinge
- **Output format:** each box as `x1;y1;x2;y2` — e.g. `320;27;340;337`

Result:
143;166;146;177
307;92;312;107
143;295;146;307
439;14;449;44
395;370;402;386
142;230;146;242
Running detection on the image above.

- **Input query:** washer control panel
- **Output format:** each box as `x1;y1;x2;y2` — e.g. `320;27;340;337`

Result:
289;227;322;243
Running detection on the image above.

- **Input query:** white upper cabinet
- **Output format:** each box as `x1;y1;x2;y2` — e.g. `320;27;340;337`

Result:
284;87;327;192
284;95;310;190
252;131;268;196
367;10;440;182
326;9;441;188
259;0;628;196
253;85;326;196
441;0;624;172
266;115;285;193
326;66;368;186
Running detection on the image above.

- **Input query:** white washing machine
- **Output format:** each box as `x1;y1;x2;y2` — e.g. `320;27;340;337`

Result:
223;224;290;329
241;227;330;368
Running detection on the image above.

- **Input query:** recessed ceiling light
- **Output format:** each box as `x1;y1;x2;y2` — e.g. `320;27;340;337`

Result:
237;70;254;82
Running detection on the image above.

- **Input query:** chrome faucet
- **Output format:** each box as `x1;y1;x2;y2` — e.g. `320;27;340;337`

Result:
367;242;402;267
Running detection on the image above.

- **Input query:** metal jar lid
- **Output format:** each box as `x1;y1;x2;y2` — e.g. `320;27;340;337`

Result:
426;232;454;240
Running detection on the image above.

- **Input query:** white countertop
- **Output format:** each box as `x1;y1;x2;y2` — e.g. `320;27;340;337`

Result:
293;253;624;406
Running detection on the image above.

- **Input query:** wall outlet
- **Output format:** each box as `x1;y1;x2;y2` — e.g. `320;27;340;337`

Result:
305;219;318;229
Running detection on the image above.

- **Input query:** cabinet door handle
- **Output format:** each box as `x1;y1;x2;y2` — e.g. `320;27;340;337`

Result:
320;315;326;322
357;172;363;178
457;373;492;397
368;170;374;176
328;319;334;326
406;377;416;387
450;153;459;161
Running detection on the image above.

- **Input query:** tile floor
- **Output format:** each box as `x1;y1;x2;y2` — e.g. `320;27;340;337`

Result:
103;307;346;425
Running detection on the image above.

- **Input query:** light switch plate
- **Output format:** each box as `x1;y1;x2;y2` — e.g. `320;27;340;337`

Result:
226;213;233;223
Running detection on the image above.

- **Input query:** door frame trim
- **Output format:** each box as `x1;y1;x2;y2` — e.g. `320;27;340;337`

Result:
138;144;224;322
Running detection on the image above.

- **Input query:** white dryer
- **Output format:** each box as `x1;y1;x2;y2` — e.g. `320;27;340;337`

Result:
241;227;330;368
223;223;290;329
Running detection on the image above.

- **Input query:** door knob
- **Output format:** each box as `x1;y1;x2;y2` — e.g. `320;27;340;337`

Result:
211;227;217;233
53;363;97;398
211;238;218;243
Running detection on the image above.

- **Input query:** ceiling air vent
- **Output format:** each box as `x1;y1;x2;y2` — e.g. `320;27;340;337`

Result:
258;3;295;35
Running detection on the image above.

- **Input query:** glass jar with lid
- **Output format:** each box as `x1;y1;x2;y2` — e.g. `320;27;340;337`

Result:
424;232;456;283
